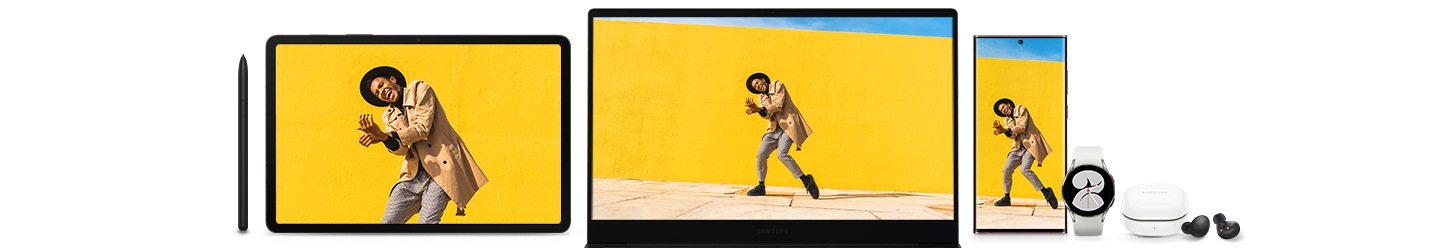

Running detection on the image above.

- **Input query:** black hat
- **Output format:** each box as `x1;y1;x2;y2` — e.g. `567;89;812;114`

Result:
993;98;1015;117
360;66;406;107
745;72;769;94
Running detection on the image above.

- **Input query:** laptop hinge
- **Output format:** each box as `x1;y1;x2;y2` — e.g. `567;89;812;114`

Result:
621;243;923;247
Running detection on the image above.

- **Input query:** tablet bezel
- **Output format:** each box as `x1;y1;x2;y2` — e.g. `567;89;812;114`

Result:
266;35;571;233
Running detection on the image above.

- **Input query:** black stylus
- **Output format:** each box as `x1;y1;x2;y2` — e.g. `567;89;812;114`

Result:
239;55;248;232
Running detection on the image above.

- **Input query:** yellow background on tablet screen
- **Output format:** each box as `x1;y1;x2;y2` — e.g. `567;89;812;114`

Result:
274;44;562;224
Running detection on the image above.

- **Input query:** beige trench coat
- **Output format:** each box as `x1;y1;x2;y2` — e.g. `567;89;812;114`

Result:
382;80;488;212
757;80;815;150
1004;105;1053;163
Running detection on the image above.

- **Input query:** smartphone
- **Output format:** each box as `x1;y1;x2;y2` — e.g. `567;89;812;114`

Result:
973;36;1066;233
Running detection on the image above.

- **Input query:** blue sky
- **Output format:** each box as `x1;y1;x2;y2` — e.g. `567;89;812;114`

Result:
597;17;953;38
975;37;1065;62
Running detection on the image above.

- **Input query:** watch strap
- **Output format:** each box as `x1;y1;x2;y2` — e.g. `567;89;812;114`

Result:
1074;214;1104;236
1072;146;1104;169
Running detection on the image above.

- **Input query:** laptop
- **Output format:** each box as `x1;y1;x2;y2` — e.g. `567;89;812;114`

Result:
587;9;958;247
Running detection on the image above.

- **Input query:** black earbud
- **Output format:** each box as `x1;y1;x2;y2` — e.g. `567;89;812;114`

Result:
1214;213;1241;239
1181;215;1210;237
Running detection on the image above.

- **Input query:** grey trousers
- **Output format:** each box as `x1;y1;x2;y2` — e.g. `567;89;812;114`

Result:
757;128;804;182
1002;146;1046;194
381;169;450;224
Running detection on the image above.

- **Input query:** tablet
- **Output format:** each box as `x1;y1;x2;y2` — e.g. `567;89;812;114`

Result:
266;35;570;232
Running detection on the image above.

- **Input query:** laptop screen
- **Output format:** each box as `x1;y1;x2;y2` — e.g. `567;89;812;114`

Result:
591;16;955;220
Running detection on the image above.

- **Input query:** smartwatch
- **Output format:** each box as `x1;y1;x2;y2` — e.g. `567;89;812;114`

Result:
1064;146;1115;236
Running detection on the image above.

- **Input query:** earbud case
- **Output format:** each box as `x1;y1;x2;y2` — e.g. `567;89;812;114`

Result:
1121;183;1187;236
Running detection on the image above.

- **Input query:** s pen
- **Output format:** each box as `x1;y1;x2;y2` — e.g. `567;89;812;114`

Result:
239;55;248;232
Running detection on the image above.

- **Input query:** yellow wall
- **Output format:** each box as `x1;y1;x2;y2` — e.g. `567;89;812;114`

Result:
592;20;954;194
974;58;1065;199
274;44;562;224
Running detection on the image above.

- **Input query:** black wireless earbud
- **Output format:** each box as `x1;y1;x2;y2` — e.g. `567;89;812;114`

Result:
1213;213;1241;239
1181;215;1210;237
1182;213;1241;239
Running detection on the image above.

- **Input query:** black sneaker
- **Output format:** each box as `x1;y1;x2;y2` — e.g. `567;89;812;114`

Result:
994;196;1012;207
747;185;766;196
1040;187;1059;209
800;174;820;199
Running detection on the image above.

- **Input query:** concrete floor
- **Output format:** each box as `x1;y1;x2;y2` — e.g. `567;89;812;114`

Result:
592;178;954;220
974;196;1066;230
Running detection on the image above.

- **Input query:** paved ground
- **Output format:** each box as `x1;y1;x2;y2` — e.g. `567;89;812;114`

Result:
593;178;954;220
974;196;1066;230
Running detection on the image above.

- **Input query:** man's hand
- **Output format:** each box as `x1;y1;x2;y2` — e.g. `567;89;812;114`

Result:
357;114;386;137
992;128;1006;135
745;98;764;115
992;120;1003;129
992;120;1008;135
358;133;383;147
745;97;761;109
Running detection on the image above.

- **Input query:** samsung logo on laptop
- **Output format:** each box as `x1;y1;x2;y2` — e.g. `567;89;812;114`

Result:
1141;191;1170;194
756;228;789;234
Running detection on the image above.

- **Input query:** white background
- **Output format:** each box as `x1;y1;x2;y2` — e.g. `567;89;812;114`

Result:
1;0;1436;247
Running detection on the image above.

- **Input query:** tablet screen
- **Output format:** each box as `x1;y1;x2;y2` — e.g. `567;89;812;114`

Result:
273;43;563;225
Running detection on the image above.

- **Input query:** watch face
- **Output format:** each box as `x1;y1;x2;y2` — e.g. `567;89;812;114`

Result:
1063;164;1114;217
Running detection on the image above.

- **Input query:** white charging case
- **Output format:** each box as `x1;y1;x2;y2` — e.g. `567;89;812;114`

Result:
1121;183;1188;236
